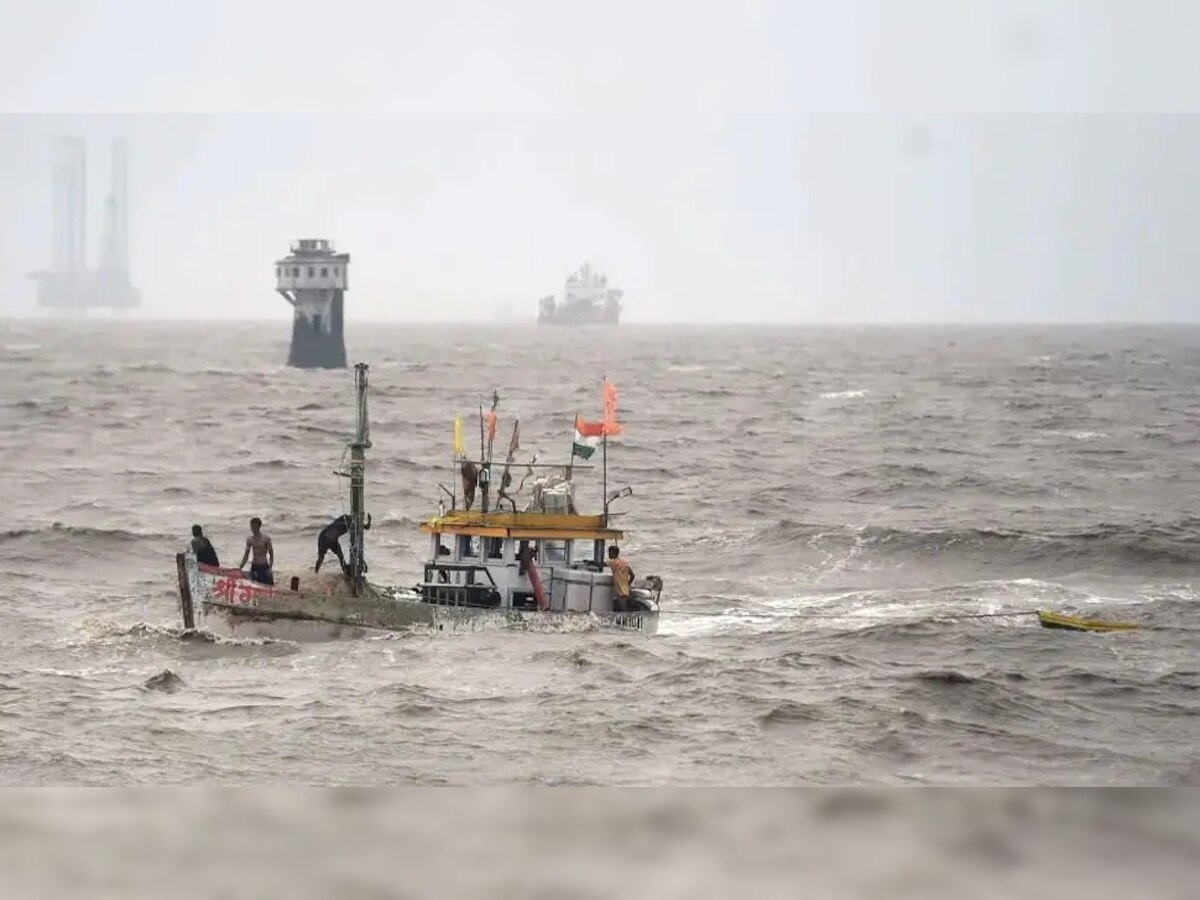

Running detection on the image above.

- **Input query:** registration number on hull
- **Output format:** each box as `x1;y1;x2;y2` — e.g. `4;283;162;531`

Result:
610;612;646;630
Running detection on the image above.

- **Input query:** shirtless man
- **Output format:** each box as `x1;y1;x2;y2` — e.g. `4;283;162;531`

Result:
238;517;274;585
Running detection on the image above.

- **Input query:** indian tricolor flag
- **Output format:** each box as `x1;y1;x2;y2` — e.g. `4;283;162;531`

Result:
573;415;604;460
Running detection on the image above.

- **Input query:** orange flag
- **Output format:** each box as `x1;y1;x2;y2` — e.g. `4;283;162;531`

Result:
486;409;498;442
602;378;623;436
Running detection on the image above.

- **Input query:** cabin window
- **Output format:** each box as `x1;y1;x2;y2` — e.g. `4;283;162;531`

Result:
275;266;281;277
457;534;480;559
485;537;505;560
291;267;299;277
573;539;602;566
321;266;329;277
541;540;568;564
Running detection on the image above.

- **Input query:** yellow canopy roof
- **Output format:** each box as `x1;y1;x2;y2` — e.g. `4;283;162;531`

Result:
420;510;623;541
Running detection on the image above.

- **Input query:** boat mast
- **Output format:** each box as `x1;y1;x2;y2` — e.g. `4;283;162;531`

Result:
602;428;609;526
601;376;609;525
481;390;499;513
349;362;371;595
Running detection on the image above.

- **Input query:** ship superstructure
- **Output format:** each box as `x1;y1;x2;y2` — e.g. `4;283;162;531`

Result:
537;262;622;325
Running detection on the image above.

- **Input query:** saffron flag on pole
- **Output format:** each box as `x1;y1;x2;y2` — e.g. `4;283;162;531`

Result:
573;415;604;460
486;409;498;442
602;378;623;436
453;416;465;457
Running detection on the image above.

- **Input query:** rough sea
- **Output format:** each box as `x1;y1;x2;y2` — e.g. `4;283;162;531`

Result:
2;320;1199;786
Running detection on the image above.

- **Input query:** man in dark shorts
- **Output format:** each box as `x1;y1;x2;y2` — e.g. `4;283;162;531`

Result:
315;514;352;575
238;517;274;585
190;524;220;567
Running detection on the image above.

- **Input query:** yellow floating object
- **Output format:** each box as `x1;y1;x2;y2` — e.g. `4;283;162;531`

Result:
1037;610;1141;632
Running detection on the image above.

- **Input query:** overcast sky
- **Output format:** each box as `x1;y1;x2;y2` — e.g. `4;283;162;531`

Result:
2;1;1200;322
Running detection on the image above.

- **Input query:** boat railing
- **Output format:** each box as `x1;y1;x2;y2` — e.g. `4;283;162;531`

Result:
420;562;501;608
423;562;498;585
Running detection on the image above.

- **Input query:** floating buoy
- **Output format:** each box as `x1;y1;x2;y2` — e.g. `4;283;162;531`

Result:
1037;610;1140;633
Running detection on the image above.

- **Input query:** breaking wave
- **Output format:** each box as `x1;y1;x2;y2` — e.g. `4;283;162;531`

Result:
224;458;305;472
820;389;868;400
758;519;1200;570
0;524;166;547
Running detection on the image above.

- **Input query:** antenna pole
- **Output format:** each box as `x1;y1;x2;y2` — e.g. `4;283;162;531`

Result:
602;429;609;525
481;390;499;513
601;377;609;525
349;363;370;595
566;411;578;482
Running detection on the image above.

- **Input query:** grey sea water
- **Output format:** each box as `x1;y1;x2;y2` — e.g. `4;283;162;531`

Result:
2;320;1199;785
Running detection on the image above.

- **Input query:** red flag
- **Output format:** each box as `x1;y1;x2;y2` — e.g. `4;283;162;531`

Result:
601;379;623;436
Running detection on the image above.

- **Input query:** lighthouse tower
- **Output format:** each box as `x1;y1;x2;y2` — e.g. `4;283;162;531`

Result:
275;239;349;369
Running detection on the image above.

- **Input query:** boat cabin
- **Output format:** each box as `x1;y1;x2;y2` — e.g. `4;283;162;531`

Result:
418;511;625;613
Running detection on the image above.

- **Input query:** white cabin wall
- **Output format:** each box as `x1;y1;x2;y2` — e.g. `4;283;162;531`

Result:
429;534;616;612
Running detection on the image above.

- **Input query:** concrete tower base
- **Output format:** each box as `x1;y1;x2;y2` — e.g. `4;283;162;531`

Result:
288;291;347;369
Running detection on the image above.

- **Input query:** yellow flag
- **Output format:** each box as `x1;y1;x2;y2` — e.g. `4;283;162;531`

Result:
453;416;465;457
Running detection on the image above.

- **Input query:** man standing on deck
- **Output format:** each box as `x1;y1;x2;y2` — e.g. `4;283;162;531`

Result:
607;545;634;613
315;514;352;576
190;524;220;567
238;517;274;585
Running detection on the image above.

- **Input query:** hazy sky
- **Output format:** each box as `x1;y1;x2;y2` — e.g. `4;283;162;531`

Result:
3;1;1200;322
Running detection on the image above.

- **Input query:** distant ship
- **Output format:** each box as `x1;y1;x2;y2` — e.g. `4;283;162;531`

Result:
537;262;622;325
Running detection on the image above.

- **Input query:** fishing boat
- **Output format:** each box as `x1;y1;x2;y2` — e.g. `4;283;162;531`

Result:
1036;610;1140;633
174;365;662;639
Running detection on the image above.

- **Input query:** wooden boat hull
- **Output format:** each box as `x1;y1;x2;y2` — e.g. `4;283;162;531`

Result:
183;558;659;640
1037;610;1140;633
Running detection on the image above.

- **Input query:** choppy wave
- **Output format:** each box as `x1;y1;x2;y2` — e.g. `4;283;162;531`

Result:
6;321;1200;786
820;389;868;400
224;458;306;472
375;514;419;529
758;700;824;725
758;519;1200;570
0;523;165;547
143;669;185;691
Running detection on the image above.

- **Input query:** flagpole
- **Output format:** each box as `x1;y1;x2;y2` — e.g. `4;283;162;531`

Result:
567;411;578;482
602;427;608;526
478;400;486;514
478;401;485;469
452;416;463;510
601;376;608;525
486;390;499;466
482;390;499;514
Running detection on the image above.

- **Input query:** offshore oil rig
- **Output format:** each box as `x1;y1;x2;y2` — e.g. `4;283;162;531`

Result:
29;137;141;312
275;238;350;368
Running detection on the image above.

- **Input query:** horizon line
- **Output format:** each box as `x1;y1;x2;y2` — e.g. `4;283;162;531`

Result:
5;315;1200;328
